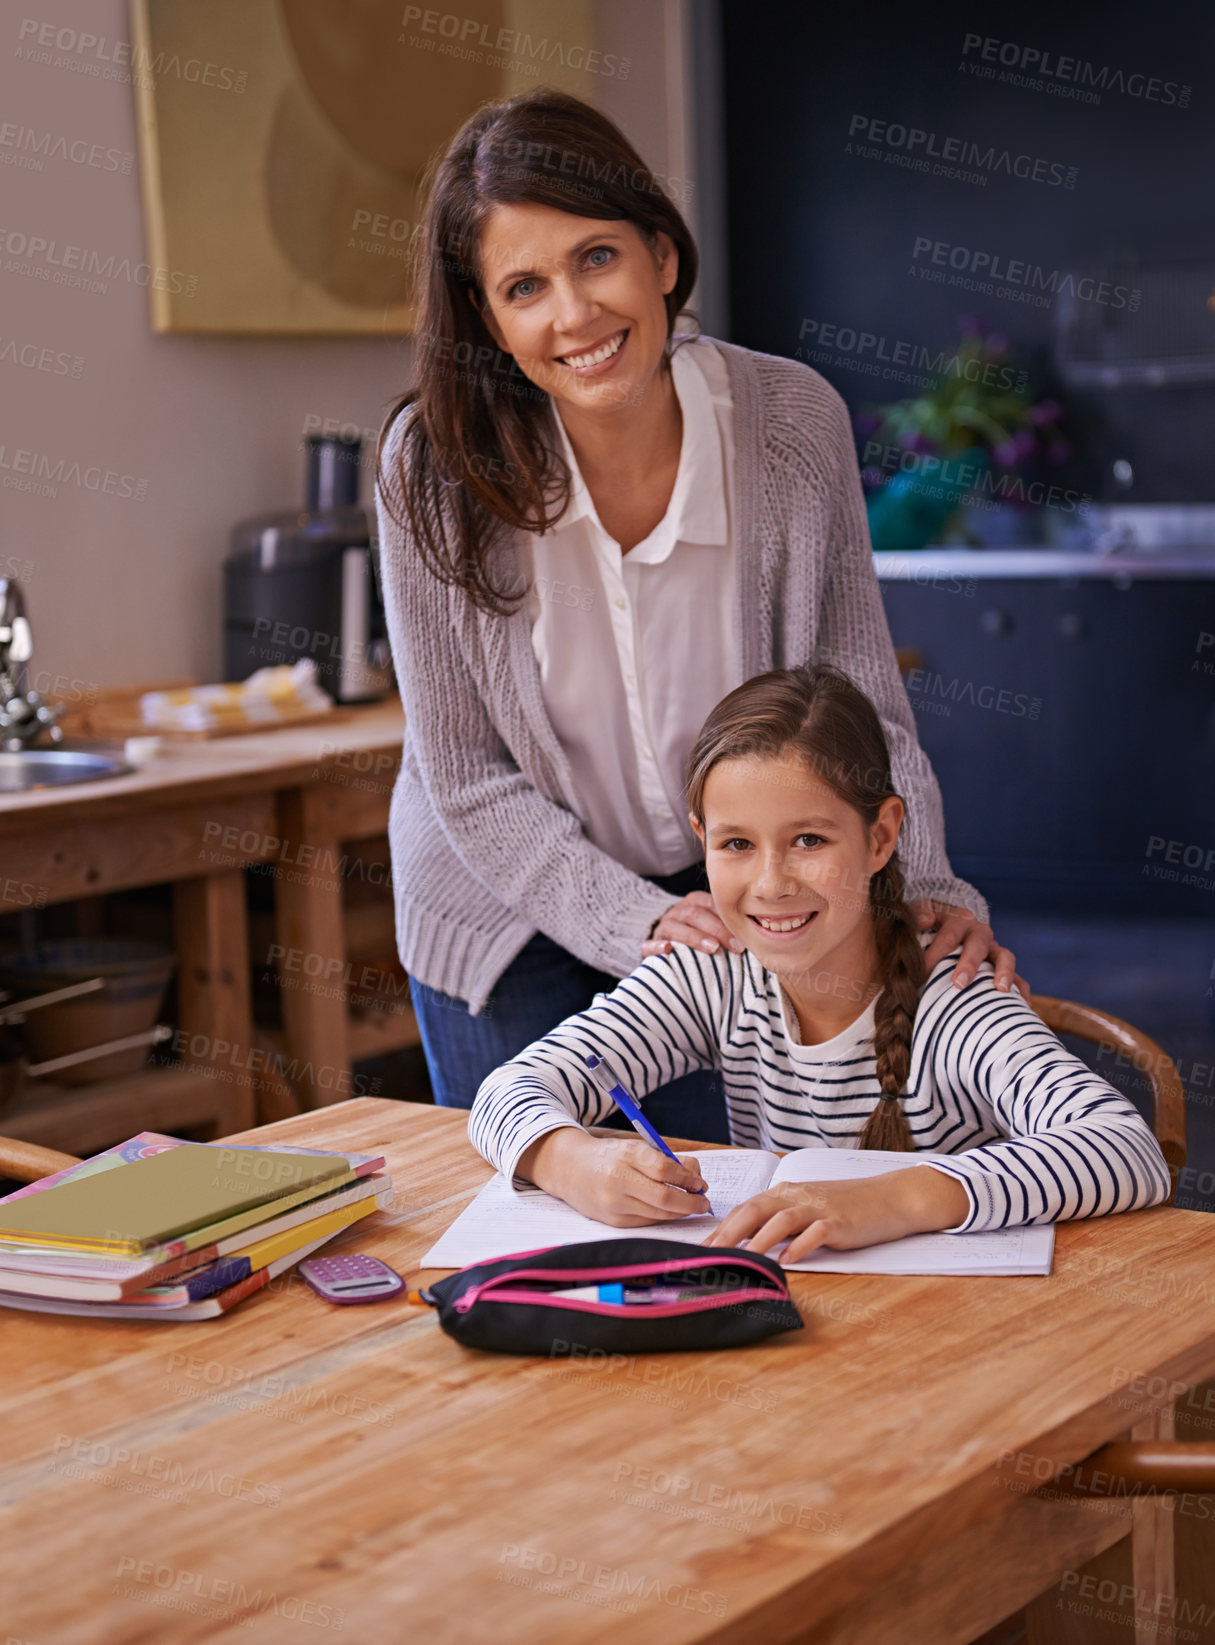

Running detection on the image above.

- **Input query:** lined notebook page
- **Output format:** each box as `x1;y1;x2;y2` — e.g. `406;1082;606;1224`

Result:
420;1146;1054;1274
771;1149;1055;1276
419;1150;774;1268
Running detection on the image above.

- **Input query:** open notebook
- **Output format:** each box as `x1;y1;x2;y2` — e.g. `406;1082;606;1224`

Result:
421;1146;1055;1275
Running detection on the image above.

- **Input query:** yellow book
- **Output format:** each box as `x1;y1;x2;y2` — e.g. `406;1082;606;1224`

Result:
0;1144;353;1256
127;1187;392;1307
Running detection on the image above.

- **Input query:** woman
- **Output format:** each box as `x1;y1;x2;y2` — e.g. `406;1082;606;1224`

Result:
374;87;1018;1140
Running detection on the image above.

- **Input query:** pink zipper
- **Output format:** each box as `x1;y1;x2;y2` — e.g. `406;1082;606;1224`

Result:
452;1253;788;1314
466;1285;786;1319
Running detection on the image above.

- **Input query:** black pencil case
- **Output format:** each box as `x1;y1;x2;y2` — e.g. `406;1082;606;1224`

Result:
418;1237;804;1355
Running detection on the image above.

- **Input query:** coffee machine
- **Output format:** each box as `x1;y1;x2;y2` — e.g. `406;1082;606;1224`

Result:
223;434;393;703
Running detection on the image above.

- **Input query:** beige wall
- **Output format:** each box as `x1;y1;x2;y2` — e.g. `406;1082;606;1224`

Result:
1;0;692;695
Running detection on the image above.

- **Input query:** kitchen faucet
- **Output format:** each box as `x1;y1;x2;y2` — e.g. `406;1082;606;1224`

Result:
0;578;64;752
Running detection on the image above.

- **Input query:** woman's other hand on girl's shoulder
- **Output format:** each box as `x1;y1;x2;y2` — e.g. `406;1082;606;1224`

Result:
912;899;1029;1000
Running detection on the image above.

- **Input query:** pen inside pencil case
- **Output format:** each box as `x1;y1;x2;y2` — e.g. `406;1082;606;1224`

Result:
549;1284;723;1305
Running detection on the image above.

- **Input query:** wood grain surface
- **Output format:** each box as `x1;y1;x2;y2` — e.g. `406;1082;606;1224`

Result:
4;1098;1215;1645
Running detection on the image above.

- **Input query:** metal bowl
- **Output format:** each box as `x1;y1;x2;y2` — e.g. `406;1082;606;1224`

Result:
0;749;133;792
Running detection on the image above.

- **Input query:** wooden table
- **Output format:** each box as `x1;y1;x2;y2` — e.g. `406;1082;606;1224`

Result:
0;701;408;1146
4;1098;1215;1644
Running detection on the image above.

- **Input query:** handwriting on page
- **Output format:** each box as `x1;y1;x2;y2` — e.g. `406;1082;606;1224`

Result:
421;1160;753;1268
677;1150;776;1214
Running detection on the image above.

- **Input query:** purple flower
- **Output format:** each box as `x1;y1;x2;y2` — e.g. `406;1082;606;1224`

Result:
993;438;1018;467
1012;429;1038;461
905;430;937;455
1029;399;1063;426
1047;439;1071;464
855;410;882;437
984;332;1009;359
958;313;983;336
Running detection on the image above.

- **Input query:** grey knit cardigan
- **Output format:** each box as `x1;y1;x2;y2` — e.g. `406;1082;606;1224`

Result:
374;336;986;1016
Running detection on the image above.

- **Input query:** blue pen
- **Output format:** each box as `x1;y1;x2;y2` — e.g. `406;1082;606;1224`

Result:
584;1052;706;1200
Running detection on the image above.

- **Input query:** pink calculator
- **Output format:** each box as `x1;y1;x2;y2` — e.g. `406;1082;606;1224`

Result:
299;1252;406;1305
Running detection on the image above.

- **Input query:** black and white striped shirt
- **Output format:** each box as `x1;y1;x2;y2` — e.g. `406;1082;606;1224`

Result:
468;945;1171;1234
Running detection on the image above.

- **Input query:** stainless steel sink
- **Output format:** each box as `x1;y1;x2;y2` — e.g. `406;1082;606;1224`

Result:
0;748;134;792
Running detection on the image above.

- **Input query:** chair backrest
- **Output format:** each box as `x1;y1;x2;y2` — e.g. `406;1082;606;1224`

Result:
0;1139;80;1184
1031;994;1187;1202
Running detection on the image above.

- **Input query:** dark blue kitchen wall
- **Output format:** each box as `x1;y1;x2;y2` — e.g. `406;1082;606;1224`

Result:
718;0;1215;500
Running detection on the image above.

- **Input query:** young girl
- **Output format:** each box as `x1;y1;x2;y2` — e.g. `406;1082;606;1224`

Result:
468;666;1171;1260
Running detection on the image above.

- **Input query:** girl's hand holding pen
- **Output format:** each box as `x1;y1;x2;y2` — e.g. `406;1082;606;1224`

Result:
515;1129;710;1227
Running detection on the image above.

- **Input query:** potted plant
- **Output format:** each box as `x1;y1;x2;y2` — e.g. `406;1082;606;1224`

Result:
858;317;1069;551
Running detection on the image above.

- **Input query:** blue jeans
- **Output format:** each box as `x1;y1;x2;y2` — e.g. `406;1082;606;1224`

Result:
409;863;731;1144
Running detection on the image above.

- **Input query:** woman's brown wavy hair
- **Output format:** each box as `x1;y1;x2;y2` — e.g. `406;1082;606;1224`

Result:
685;666;926;1151
375;86;699;616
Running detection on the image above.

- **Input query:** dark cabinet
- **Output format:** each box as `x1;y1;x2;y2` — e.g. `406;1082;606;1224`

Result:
877;562;1215;914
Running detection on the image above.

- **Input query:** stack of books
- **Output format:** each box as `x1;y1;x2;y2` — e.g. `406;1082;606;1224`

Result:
0;1132;392;1320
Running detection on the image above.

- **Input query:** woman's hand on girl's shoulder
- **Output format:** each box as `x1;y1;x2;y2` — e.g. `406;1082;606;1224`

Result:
702;1167;971;1261
912;899;1029;1000
641;891;746;961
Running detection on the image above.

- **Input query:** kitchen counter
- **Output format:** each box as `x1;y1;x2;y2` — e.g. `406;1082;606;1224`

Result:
875;547;1215;579
0;697;405;826
0;699;409;1150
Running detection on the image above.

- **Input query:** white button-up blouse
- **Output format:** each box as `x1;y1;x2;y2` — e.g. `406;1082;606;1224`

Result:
524;336;742;878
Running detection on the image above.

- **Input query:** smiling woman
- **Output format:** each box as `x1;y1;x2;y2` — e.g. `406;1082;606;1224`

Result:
374;88;1018;1138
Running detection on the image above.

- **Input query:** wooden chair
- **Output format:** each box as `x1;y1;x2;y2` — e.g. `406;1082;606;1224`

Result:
1018;997;1205;1641
0;1138;80;1183
1030;994;1188;1201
